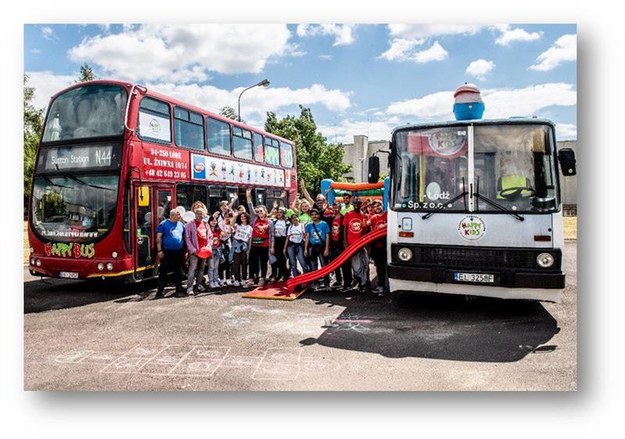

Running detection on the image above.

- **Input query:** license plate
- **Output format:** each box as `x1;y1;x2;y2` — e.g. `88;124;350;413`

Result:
59;271;79;279
454;272;494;283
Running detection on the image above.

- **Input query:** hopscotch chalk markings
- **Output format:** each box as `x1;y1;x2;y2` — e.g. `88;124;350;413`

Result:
53;345;340;380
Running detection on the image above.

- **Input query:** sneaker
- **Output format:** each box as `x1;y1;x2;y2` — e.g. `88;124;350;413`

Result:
186;287;195;296
210;281;218;289
196;284;206;292
154;290;164;299
258;278;266;287
226;279;233;286
233;280;241;287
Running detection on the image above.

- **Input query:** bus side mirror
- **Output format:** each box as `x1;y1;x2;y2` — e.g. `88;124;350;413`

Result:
368;156;380;183
558;148;576;176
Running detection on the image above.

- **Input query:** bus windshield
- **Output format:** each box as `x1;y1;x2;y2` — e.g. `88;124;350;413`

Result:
31;175;119;243
392;123;558;214
42;84;128;142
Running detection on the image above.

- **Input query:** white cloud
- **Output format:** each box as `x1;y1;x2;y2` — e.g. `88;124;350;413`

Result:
530;34;577;71
466;59;495;81
388;24;484;39
146;82;352;121
385;83;576;121
495;24;542;46
380;40;447;64
318;117;399;144
296;24;356;46
482;83;577;118
556;123;577;140
67;24;293;83
387;91;454;120
41;26;54;41
26;71;75;110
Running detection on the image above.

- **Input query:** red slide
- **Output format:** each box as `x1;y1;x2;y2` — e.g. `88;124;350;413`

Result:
286;226;387;294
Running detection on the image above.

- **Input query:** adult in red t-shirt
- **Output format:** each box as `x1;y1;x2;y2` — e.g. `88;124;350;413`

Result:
342;200;370;291
367;200;387;293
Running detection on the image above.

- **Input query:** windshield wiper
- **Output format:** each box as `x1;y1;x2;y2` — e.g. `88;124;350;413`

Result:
40;174;72;189
474;177;524;221
422;177;468;220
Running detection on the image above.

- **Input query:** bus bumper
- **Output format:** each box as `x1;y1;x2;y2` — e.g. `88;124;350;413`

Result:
387;264;564;302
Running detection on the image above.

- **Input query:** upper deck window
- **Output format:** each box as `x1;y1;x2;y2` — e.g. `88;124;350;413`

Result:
233;127;253;160
280;142;294;168
207;117;231;156
253;133;264;163
42;84;127;142
265;137;280;166
174;107;205;151
138;97;172;143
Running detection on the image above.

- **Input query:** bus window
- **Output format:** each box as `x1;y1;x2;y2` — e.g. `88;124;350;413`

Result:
207;117;231;156
138;97;171;144
265;138;280;166
176;183;207;213
280;142;294;168
233;127;253;160
253;133;264;162
174;107;205;151
208;186;225;213
42;84;127;142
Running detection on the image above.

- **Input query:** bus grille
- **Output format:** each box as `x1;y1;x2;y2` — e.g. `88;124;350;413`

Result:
392;245;560;271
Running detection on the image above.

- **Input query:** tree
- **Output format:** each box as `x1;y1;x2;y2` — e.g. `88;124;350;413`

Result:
219;106;239;121
76;63;96;83
24;74;44;199
265;105;351;196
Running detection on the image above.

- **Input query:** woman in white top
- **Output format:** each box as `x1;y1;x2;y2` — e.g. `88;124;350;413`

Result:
232;212;252;286
284;213;308;278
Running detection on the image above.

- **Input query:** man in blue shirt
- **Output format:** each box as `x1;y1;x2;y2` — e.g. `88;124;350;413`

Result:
155;208;185;298
304;209;331;289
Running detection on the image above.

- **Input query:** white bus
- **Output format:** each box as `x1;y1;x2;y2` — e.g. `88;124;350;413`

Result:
380;118;576;302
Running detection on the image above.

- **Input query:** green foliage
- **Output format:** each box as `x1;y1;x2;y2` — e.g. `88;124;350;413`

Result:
76;63;96;83
24;74;43;197
265;105;351;196
219;106;239;121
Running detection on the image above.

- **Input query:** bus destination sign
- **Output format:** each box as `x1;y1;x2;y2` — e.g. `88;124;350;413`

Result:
42;145;120;171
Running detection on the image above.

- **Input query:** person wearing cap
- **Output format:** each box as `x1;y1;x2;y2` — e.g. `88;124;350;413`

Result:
269;206;289;282
304;208;331;289
343;199;370;292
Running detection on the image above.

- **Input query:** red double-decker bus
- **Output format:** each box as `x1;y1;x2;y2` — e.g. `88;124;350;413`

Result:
28;80;297;281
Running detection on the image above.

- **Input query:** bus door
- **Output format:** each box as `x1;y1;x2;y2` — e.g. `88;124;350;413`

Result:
254;188;266;210
132;184;173;280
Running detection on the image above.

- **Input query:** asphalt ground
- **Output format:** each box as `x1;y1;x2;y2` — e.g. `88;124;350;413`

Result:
23;241;576;391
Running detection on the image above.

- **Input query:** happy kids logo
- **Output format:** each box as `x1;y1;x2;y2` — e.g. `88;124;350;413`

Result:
457;215;486;241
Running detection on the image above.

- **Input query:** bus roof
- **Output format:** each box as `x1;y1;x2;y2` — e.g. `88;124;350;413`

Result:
391;117;556;137
49;79;295;145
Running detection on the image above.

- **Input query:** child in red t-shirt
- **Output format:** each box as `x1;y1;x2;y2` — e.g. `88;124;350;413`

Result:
342;200;370;291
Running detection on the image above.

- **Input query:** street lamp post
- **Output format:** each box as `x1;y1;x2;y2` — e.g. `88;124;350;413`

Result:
237;79;270;122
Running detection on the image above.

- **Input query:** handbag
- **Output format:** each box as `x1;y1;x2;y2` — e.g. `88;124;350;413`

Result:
197;245;213;259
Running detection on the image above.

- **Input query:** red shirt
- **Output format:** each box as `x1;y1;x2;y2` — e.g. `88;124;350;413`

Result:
368;212;387;248
331;215;342;242
343;210;366;245
195;220;208;249
211;229;222;249
251;217;270;247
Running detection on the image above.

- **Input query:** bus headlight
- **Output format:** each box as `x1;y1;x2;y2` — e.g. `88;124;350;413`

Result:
536;252;555;268
397;247;413;262
97;263;105;271
35;259;42;267
106;262;114;271
111;252;118;259
30;258;35;266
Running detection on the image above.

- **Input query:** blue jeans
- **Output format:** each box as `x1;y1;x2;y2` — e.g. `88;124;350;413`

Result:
287;243;307;278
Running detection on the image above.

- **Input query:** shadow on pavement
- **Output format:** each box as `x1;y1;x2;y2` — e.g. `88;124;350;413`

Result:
24;275;154;314
301;289;560;363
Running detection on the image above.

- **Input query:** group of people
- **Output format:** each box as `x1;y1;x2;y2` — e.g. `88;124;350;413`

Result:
154;180;388;298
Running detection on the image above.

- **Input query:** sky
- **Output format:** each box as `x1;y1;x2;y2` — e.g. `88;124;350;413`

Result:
24;23;577;145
